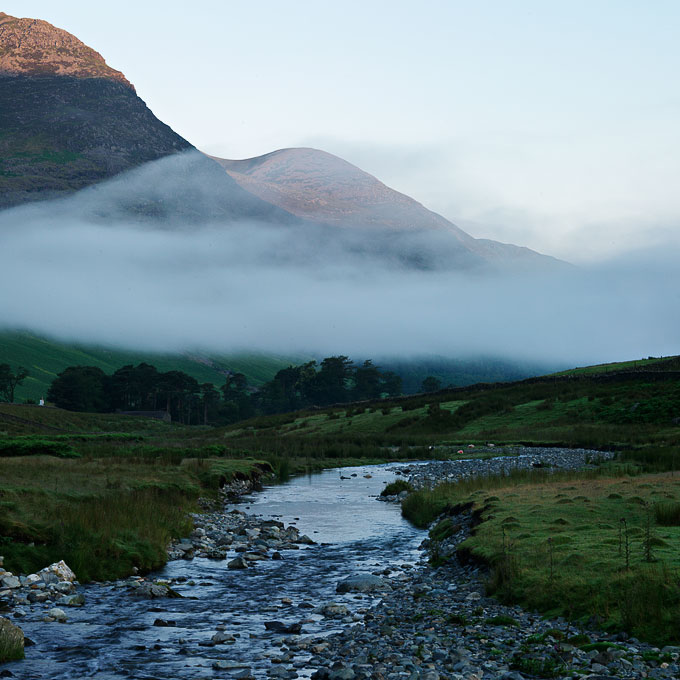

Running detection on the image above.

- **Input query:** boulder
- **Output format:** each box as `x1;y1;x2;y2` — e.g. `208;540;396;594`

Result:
336;574;385;593
46;607;67;622
39;560;76;583
131;582;183;599
211;631;236;644
0;575;20;589
228;557;249;569
321;603;349;617
264;620;303;634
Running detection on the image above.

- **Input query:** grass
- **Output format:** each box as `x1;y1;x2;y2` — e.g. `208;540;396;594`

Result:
404;470;680;644
0;454;268;581
653;501;680;526
0;622;24;663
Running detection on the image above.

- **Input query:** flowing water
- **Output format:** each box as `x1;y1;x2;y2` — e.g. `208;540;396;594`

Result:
9;463;425;679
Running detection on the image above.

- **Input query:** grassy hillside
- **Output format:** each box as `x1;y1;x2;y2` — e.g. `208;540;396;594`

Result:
215;355;680;458
0;330;306;401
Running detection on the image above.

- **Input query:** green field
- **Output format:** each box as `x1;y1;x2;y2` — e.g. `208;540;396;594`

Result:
403;469;680;644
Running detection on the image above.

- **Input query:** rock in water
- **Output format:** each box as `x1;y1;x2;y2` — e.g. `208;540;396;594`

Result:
264;621;303;634
0;617;24;661
131;582;183;599
228;556;249;569
336;574;385;593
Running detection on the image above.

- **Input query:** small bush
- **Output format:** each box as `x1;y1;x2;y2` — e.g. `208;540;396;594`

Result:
380;480;414;497
485;615;519;627
446;613;468;626
0;439;79;458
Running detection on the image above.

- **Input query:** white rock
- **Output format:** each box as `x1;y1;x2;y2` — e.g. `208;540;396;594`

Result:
47;607;67;622
0;575;21;589
39;560;76;583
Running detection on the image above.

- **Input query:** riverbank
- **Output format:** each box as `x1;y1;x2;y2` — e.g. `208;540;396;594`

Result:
306;518;680;679
302;450;680;680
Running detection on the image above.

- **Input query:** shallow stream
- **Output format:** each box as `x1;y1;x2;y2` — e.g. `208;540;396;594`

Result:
10;463;425;679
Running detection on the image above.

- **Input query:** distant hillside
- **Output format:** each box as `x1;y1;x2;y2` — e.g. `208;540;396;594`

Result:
220;353;680;453
213;148;567;271
0;331;307;402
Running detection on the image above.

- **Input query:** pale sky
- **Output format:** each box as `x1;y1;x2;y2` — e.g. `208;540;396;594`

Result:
5;0;680;262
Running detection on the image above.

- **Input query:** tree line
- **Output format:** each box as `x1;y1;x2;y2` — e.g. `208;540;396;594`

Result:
45;357;412;425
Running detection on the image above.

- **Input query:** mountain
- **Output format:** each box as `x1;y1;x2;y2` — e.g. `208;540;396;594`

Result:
0;12;294;222
212;148;564;269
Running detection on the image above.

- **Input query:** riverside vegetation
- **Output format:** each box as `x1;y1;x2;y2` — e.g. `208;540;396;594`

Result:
1;353;680;659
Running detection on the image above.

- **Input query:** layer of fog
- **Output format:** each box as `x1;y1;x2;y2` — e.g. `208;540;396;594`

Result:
1;157;678;367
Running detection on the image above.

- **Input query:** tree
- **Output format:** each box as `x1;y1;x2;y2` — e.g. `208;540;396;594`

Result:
354;360;382;400
381;371;403;397
0;364;29;403
199;383;221;425
158;370;200;423
47;366;110;412
421;376;442;393
308;356;354;405
220;373;254;424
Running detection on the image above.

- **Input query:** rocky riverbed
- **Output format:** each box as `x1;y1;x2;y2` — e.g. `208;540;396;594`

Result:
379;447;615;501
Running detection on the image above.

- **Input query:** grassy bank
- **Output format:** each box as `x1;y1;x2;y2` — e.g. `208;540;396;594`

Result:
0;455;269;581
403;470;680;644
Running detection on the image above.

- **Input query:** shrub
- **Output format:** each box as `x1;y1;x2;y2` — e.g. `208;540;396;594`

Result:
380;480;414;497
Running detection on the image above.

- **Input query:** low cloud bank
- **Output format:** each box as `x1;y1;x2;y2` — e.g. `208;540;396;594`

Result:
1;158;677;367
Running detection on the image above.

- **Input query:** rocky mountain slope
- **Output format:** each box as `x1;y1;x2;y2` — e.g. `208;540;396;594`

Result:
0;12;131;87
0;12;291;221
214;148;563;268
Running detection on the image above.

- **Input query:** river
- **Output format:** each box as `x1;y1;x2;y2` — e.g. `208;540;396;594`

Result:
9;463;425;679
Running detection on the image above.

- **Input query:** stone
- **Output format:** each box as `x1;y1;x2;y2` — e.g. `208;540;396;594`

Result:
228;556;249;569
46;608;67;622
296;535;316;545
213;660;251;670
0;576;20;590
39;560;76;583
132;582;182;599
264;620;303;634
321;604;349;617
211;631;236;644
336;574;385;593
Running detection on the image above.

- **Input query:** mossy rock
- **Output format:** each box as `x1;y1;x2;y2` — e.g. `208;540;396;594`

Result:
556;498;574;504
607;493;623;499
551;518;570;525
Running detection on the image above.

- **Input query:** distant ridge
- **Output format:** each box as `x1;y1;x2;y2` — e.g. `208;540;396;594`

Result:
213;148;566;270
